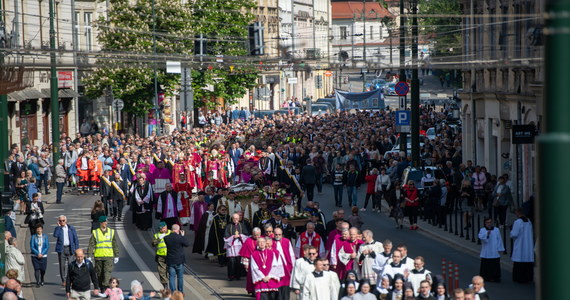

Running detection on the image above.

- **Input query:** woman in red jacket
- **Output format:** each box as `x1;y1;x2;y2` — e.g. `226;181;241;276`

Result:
404;180;420;230
361;168;378;211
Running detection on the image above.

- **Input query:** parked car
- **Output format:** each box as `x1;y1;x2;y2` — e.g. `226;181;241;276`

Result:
371;79;387;91
384;83;396;95
426;127;436;140
253;110;275;119
316;98;336;110
400;166;446;191
308;104;331;116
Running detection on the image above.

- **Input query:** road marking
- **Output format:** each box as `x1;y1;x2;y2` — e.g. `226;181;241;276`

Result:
115;224;164;291
44;208;65;211
71;208;92;211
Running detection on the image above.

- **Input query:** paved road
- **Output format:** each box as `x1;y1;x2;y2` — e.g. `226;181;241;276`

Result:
22;181;535;299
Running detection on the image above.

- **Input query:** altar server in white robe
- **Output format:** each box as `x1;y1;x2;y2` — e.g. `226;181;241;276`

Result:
302;259;340;300
510;208;534;283
478;217;505;282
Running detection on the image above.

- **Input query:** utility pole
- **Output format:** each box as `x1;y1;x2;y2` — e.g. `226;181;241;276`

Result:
410;0;419;167
539;1;570;299
0;0;9;195
362;0;366;66
152;0;160;136
398;0;407;153
49;0;60;167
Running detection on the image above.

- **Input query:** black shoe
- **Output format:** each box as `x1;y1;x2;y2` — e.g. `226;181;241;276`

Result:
228;278;234;281
40;281;44;286
56;202;63;204
36;283;40;288
45;192;51;195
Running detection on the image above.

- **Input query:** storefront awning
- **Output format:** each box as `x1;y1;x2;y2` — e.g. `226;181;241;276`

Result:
41;88;80;99
7;88;45;101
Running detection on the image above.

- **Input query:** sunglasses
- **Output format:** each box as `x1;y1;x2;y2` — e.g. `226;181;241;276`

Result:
309;252;318;255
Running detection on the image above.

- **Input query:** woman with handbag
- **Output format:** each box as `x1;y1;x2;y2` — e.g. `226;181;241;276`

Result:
375;168;391;213
388;181;405;229
26;193;45;235
15;171;28;215
30;224;50;287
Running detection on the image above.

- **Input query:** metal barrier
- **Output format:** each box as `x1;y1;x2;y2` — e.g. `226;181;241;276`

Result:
427;201;513;255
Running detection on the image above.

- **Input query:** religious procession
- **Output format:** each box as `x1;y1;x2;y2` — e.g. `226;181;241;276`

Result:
6;108;534;300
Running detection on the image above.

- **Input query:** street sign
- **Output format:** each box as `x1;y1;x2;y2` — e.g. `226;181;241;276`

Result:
399;96;406;109
324;70;333;77
396;110;411;126
395;81;410;96
112;98;124;111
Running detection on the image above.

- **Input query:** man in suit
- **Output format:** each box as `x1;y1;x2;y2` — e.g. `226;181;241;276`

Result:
301;159;317;202
53;215;79;286
164;224;189;293
10;156;27;185
229;143;241;182
118;157;133;185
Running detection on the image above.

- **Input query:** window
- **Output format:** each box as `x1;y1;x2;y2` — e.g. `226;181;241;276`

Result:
370;26;373;39
340;26;347;40
84;12;93;51
74;11;81;50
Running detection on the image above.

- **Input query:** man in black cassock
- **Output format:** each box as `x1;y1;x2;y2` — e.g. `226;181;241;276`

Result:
206;205;231;267
130;174;154;230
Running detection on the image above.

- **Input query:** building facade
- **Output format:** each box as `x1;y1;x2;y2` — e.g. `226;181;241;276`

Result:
459;0;544;205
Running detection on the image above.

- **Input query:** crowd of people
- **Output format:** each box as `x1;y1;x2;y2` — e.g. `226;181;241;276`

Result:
0;105;534;299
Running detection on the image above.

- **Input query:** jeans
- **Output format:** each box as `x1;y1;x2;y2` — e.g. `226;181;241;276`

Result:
56;182;64;203
168;264;184;292
333;185;343;206
347;186;358;206
38;174;49;193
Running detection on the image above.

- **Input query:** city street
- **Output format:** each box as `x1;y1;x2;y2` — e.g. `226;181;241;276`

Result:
16;182;534;299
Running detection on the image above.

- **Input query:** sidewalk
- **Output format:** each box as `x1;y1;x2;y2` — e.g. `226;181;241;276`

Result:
377;198;517;272
17;189;60;300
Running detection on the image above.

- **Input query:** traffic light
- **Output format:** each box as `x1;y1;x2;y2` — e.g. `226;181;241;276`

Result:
248;22;264;56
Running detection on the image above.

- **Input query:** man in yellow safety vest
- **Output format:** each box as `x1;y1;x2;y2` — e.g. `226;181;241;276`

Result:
87;215;119;292
152;221;171;288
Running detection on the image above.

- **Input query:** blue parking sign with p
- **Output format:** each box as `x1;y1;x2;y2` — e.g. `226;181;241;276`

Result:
396;110;411;126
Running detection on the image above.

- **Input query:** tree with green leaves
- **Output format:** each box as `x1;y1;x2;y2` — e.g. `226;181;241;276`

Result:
418;0;462;57
83;0;258;117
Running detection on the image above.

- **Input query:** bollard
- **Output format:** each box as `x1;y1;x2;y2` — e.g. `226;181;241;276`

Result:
448;210;453;233
442;258;447;282
477;215;482;245
471;213;476;243
465;214;470;240
454;210;459;236
460;212;464;238
443;210;448;231
454;264;459;290
502;224;508;255
447;261;454;290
